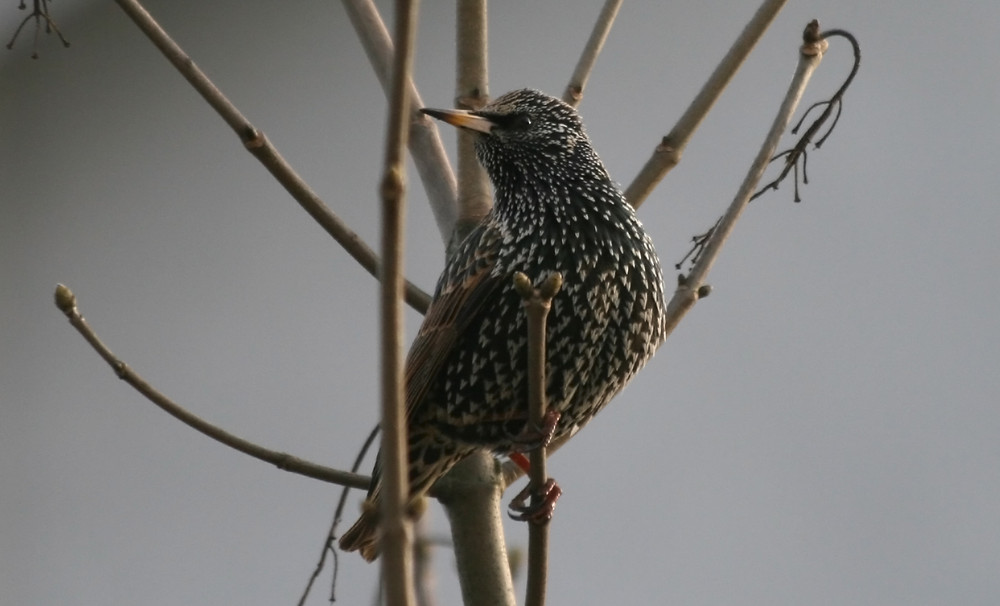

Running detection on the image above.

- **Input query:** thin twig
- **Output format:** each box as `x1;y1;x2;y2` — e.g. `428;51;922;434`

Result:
298;425;380;606
562;0;622;107
750;26;861;202
5;0;71;58
377;0;420;603
512;273;563;606
624;0;789;208
113;0;431;315
52;284;370;489
340;0;459;242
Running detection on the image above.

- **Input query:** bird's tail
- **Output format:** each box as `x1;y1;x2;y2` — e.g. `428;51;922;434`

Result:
340;432;472;561
339;505;380;562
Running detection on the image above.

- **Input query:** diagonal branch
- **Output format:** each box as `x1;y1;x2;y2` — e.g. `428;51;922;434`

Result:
113;0;431;315
52;284;370;490
660;21;830;339
562;0;622;107
624;0;789;208
340;0;459;243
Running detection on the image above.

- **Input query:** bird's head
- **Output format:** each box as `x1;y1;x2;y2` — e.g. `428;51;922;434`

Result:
421;89;604;187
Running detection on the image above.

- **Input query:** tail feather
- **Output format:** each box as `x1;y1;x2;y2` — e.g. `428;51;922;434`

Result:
339;507;380;562
340;432;473;561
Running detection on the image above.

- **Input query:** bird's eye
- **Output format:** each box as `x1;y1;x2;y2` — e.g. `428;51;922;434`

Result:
511;114;532;130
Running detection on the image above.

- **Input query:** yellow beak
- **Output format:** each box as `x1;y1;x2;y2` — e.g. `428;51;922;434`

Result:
420;108;495;135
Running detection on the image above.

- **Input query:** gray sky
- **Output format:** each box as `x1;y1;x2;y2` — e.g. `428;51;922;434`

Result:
4;1;999;604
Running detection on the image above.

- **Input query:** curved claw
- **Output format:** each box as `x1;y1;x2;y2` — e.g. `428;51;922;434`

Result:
508;478;562;524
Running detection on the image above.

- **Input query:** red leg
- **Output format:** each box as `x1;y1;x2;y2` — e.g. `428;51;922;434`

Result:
509;452;531;474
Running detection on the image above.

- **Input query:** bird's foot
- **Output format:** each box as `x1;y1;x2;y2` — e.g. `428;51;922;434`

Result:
508;409;561;451
508;477;562;524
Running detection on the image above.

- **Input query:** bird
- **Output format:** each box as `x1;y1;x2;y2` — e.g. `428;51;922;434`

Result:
339;89;666;561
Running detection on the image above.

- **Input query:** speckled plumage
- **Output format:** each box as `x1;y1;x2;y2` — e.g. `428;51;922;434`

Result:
340;89;666;560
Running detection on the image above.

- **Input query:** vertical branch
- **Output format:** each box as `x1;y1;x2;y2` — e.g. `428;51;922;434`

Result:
435;5;517;606
624;0;789;208
512;273;563;606
562;0;622;107
661;23;829;340
436;454;518;606
450;0;492;254
378;0;420;604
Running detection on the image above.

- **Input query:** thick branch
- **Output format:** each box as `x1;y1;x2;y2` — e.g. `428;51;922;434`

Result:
435;453;517;606
624;0;788;208
113;0;431;314
562;0;622;107
377;0;420;603
52;284;369;490
431;5;517;606
450;0;492;254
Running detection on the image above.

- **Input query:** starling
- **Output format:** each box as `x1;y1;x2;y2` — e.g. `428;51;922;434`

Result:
340;89;666;561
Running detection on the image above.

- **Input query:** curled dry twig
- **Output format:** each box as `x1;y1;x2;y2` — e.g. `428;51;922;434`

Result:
676;21;861;271
751;23;861;203
5;0;70;58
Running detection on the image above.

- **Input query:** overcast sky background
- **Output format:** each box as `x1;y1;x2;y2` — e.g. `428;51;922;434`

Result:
4;1;999;604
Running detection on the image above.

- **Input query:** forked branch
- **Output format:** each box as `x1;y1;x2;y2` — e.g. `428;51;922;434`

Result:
5;0;70;58
750;27;861;203
677;22;860;270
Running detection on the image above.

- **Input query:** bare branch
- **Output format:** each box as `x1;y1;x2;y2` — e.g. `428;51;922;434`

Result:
52;284;369;490
113;0;432;314
5;0;70;58
562;0;622;107
377;0;421;602
435;453;518;606
299;425;380;606
750;26;861;203
624;0;789;208
449;0;492;253
661;22;829;339
340;0;459;243
431;5;517;606
511;273;563;606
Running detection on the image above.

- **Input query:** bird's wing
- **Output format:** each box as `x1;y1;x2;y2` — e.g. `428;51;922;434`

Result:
403;225;505;421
